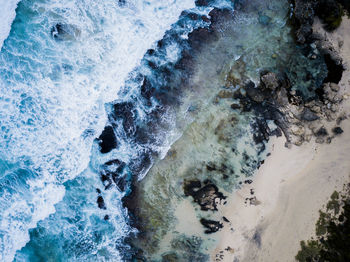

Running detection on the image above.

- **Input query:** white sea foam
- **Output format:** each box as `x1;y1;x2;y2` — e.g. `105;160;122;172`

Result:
0;0;20;50
0;0;195;260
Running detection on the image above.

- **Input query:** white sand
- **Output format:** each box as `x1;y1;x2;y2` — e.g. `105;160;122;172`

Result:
211;17;350;262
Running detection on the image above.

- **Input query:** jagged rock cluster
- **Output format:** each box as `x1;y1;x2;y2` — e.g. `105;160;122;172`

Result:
227;68;346;147
221;0;347;148
292;0;349;43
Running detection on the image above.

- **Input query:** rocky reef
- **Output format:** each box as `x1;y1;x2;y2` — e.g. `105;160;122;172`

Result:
292;0;350;43
122;0;348;260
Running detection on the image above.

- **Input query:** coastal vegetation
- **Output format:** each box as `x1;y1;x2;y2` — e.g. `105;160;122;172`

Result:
296;185;350;262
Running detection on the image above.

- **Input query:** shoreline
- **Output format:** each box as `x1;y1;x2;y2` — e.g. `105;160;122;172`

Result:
211;16;350;262
122;2;350;261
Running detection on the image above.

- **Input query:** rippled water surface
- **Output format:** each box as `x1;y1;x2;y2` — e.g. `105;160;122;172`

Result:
0;0;329;261
0;0;204;260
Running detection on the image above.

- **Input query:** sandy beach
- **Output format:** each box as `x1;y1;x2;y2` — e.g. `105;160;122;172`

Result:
211;17;350;262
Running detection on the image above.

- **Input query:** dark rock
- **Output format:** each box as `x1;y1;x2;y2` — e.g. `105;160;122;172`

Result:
100;172;113;190
208;8;234;26
200;218;223;234
206;163;217;171
244;179;253;184
323;53;344;84
101;160;130;192
112;175;128;192
141;77;155;103
104;215;109;221
175;50;194;70
184;180;202;196
195;0;210;6
113;102;136;136
188;28;212;50
202;15;210;23
192;184;226;211
130;153;153;177
301;108;320;121
157;39;165;49
184;180;226;211
101;161;130;192
147;60;157;70
292;0;346;43
203;179;212;185
118;0;126;6
50;23;80;41
230;103;241;110
288;91;303;106
147;49;155;56
316;0;343;31
270;126;282;137
315;127;328;137
223;216;230;223
245;81;265;103
243;152;249;162
97;196;106;209
98;126;117;154
332;126;343;135
186;12;202;21
338;0;350;14
292;0;316;44
104;159;122;166
252;118;270;146
260;72;279;91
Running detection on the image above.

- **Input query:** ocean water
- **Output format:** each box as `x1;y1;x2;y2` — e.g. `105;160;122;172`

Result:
0;0;225;260
0;0;328;260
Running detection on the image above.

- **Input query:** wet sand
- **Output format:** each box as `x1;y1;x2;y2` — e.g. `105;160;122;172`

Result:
210;17;350;262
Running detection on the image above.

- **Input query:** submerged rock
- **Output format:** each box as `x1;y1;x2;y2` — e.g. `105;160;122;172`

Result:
50;23;81;41
258;14;272;26
113;102;137;136
161;252;178;262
